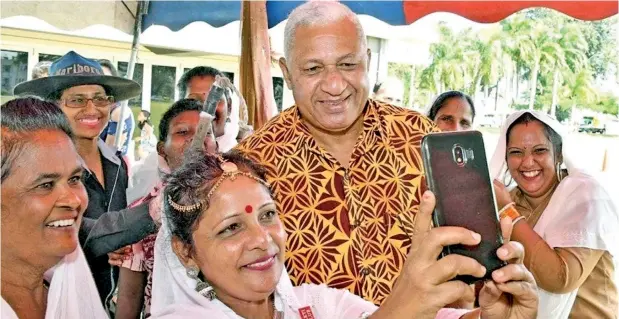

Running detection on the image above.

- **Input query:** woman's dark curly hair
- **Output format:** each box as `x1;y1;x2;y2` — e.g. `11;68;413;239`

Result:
163;151;271;248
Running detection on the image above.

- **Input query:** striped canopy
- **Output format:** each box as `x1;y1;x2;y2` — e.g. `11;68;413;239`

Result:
143;0;618;31
142;0;617;130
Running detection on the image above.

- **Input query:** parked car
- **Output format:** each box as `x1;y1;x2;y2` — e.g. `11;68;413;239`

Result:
578;116;606;134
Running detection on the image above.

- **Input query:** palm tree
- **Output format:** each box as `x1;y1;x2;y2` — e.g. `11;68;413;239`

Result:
527;26;566;110
502;15;572;110
501;16;536;107
466;31;505;99
560;69;597;122
419;23;469;95
548;23;588;117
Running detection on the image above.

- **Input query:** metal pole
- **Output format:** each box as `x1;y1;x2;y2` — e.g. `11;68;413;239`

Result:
115;0;148;150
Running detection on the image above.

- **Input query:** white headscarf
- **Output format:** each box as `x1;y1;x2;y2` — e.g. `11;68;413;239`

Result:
1;246;108;319
489;110;578;180
150;212;399;319
150;213;290;318
149;213;475;319
489;110;619;319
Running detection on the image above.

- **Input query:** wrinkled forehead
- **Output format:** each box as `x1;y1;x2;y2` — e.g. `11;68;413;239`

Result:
4;130;80;182
440;98;473;116
289;18;366;62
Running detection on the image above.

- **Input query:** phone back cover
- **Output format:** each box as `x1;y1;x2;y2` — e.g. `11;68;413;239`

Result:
421;131;505;279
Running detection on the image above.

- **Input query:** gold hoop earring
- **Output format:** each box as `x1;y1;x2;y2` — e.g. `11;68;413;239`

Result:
556;163;564;183
502;168;514;186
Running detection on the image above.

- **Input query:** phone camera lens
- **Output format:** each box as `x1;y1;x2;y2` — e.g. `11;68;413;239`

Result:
453;145;466;165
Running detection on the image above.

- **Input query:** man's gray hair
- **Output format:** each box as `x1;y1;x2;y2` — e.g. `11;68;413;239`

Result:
283;1;367;61
31;61;53;80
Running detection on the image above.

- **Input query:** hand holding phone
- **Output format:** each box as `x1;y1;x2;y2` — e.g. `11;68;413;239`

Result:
421;130;506;284
382;190;537;319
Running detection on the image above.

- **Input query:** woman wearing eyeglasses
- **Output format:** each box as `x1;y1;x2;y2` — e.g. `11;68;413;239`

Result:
13;51;148;315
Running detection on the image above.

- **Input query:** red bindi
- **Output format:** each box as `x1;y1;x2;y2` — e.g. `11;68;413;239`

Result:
245;205;253;214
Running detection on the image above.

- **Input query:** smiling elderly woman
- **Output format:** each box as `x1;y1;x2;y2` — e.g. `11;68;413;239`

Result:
1;97;107;319
149;152;538;319
490;110;619;318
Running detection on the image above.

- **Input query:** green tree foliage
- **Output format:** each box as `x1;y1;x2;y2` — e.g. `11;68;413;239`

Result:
408;8;617;117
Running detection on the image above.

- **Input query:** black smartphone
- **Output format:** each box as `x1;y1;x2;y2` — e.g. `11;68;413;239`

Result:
421;130;506;284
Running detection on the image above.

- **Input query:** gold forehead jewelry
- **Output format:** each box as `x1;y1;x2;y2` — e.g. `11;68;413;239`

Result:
168;197;202;213
167;156;270;213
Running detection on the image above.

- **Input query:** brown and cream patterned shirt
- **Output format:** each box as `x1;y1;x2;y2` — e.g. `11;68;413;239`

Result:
236;99;439;305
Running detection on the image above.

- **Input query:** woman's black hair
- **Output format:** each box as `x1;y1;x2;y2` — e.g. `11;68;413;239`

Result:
427;91;476;121
158;99;203;143
505;112;563;163
163;151;271;247
1;97;73;182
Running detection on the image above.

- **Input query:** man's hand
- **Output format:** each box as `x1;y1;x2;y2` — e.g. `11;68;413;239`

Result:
478;217;538;319
108;246;132;267
376;191;487;319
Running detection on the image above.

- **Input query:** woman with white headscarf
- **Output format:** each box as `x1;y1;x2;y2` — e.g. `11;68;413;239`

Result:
1;97;107;319
149;151;539;319
490;110;619;318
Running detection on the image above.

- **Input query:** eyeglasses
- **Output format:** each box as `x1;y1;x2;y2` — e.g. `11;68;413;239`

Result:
63;96;115;108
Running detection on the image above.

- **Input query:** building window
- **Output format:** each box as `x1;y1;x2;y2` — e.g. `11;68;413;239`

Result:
150;65;176;131
1;50;28;104
272;77;284;113
151;65;175;104
117;62;144;107
38;54;62;63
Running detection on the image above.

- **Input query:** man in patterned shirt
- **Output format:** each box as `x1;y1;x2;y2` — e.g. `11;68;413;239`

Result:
236;2;441;306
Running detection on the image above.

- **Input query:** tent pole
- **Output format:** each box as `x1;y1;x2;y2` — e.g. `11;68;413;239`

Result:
115;0;148;151
239;0;277;131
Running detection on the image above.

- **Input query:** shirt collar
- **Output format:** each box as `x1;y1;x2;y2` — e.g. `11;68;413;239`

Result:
289;99;387;154
79;139;122;173
97;139;121;165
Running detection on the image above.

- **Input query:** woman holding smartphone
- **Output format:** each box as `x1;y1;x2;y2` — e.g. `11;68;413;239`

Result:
490;110;619;318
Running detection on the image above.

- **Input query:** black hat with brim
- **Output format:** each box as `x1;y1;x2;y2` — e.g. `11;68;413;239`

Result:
13;51;141;102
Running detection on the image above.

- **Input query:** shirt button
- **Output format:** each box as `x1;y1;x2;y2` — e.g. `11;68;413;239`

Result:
360;268;371;276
